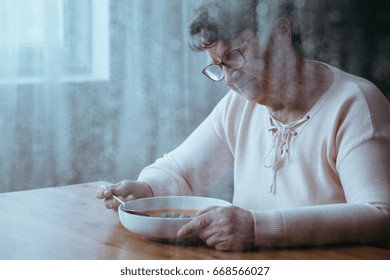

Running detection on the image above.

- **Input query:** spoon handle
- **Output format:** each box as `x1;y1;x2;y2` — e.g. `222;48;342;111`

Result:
100;185;149;216
111;194;126;207
100;185;126;206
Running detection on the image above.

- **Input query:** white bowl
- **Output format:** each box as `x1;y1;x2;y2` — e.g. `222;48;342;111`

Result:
118;196;231;240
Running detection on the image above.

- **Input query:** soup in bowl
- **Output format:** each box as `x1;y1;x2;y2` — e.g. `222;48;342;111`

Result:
118;196;231;240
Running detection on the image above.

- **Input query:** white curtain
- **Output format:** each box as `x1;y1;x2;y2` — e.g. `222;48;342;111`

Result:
0;0;69;191
0;0;227;192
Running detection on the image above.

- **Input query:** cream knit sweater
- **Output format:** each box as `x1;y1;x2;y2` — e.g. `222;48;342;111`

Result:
138;63;390;248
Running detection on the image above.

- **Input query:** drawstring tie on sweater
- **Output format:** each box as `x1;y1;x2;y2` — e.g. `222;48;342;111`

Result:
263;114;310;194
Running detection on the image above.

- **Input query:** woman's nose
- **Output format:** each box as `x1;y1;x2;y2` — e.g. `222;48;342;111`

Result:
223;66;241;84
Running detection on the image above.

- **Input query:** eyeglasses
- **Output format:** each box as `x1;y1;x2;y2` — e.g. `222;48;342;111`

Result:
202;46;246;82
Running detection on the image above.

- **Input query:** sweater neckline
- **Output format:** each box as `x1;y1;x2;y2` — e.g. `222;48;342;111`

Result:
266;61;340;126
263;62;341;194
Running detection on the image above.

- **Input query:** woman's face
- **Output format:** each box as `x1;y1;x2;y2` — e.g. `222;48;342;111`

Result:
204;30;287;104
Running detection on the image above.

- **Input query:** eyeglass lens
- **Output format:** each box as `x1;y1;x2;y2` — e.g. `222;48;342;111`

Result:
203;49;245;81
204;64;225;81
223;50;245;69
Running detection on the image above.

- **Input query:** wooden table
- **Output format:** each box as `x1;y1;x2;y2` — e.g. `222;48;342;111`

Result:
1;182;389;260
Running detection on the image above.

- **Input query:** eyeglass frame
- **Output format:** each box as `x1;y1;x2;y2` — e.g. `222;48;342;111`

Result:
202;44;248;82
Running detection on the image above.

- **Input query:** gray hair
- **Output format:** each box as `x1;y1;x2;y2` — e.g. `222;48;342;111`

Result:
188;0;259;51
188;0;305;54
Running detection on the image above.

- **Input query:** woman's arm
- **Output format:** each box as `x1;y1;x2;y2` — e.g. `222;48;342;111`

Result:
138;102;234;197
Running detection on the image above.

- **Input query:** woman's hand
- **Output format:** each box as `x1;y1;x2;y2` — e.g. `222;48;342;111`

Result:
96;180;154;211
177;205;255;251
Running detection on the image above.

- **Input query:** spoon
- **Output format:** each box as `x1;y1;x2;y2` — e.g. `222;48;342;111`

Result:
100;185;149;216
111;195;149;216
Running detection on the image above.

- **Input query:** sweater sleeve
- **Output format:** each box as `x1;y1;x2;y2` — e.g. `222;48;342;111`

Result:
137;95;234;197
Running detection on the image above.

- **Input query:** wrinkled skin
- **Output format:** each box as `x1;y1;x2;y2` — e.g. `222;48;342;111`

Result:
177;205;255;251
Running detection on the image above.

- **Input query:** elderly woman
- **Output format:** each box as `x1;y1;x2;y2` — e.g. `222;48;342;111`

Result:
97;0;390;251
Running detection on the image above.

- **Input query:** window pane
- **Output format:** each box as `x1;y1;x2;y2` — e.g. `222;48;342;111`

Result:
0;0;109;83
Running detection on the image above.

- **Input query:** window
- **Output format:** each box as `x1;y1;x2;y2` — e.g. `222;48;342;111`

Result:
0;0;109;84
